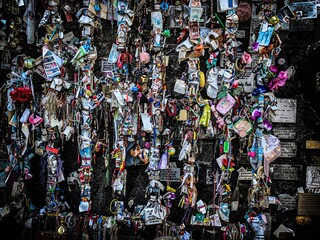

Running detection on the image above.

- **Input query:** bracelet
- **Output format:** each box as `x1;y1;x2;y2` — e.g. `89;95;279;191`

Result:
235;58;245;73
109;198;120;215
166;101;177;117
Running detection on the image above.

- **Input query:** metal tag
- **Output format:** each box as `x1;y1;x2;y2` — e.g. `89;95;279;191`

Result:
298;193;320;216
306;140;320;149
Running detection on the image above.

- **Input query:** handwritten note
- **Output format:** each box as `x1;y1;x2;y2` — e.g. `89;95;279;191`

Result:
280;142;297;158
271;98;297;123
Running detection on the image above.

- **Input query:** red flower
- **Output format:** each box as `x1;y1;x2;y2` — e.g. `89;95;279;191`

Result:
222;158;235;167
10;87;33;102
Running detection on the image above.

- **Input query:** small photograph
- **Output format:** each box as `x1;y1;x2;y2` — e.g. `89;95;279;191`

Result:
0;19;6;30
45;67;60;78
257;26;274;46
44;62;57;69
43;55;54;63
278;5;295;23
168;5;183;28
104;70;114;79
189;7;204;22
290;1;317;19
189;0;201;8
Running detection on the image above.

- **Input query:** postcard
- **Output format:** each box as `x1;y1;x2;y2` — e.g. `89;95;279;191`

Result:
42;47;62;79
257;25;274;46
290;1;317;19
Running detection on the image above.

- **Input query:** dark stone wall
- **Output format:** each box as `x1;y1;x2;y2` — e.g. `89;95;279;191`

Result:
1;1;320;240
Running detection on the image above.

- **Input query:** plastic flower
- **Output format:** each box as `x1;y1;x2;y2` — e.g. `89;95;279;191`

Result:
278;70;288;81
263;119;272;131
269;65;278;74
252;42;259;52
248;151;256;158
10;87;33;102
242;51;252;64
163;29;171;38
268;70;288;90
251;109;262;121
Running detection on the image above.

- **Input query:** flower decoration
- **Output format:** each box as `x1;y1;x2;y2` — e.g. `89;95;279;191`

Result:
263;119;272;131
269;65;278;74
268;70;288;91
248;151;256;158
221;158;235;172
242;51;252;65
252;42;259;52
10;87;33;102
251;109;262;121
163;29;171;38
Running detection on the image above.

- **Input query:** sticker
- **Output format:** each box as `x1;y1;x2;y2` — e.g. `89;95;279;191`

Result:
206;169;214;184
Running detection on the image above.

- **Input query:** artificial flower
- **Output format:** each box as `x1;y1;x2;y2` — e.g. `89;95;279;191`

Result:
10;87;33;102
163;29;171;38
248;151;256;158
268;70;288;90
269;65;278;74
251;109;262;121
242;51;252;64
263;119;272;131
222;158;235;167
278;70;288;81
252;42;259;52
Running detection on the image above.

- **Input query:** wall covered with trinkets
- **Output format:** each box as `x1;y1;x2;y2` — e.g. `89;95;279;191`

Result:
0;0;320;239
